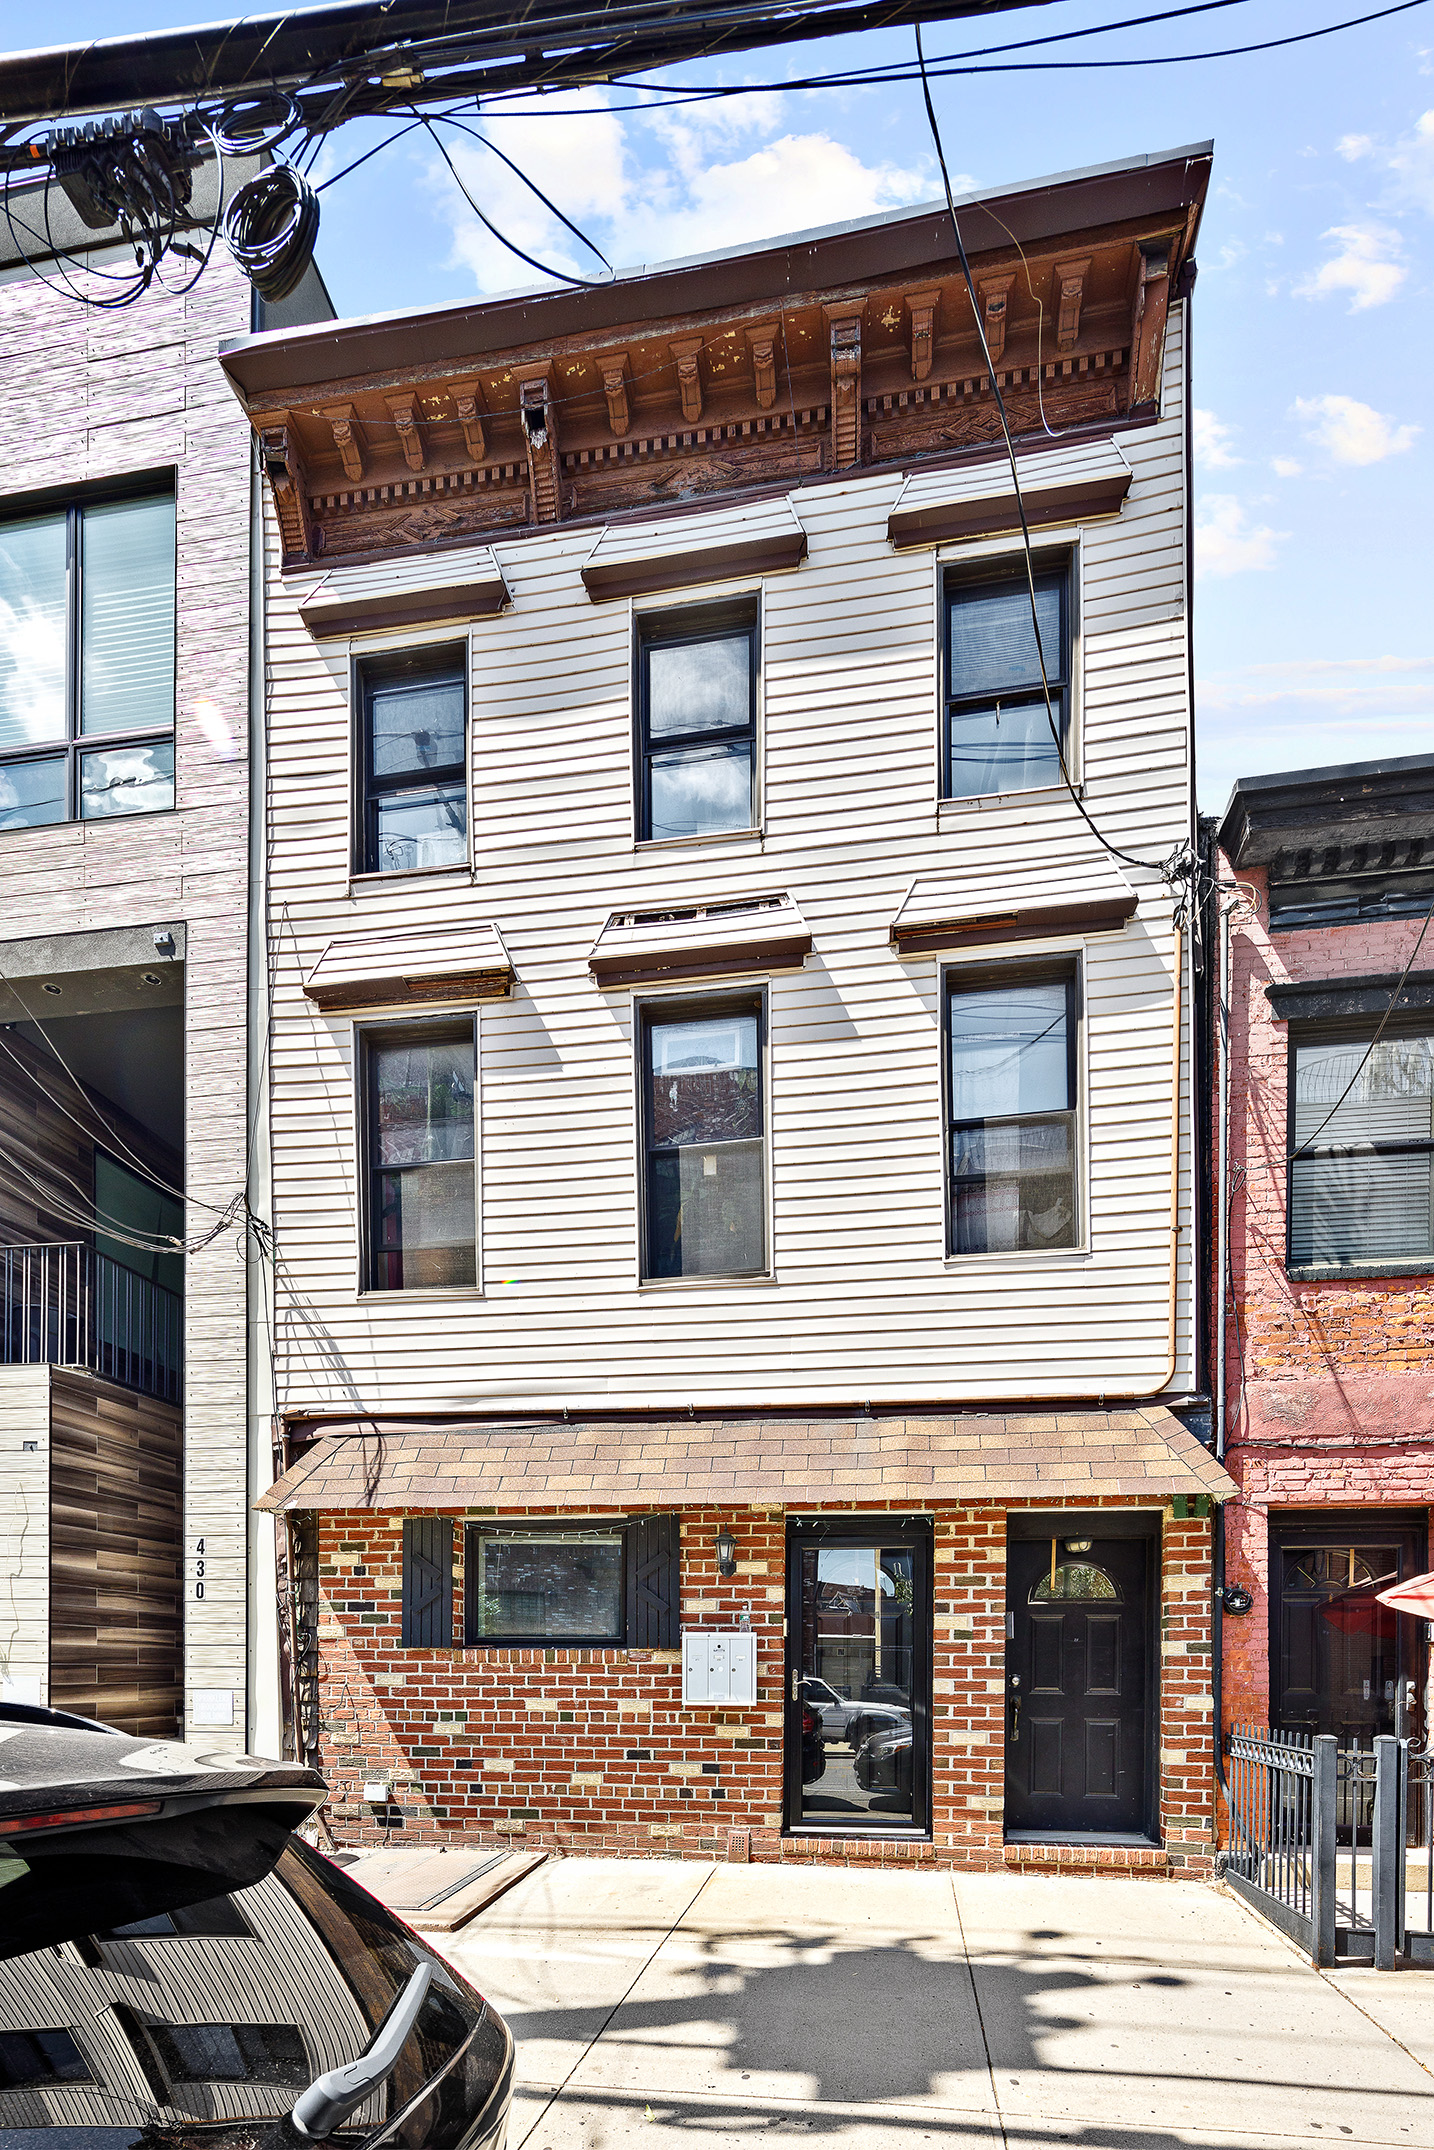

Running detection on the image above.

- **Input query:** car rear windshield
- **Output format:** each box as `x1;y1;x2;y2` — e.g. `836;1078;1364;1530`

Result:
0;1841;505;2147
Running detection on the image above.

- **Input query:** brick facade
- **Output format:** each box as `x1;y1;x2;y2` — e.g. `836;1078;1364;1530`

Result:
307;1499;1217;1878
1217;853;1434;1746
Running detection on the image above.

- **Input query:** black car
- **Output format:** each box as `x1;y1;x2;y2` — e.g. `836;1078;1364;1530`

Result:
853;1723;912;1802
0;1703;513;2150
800;1701;825;1784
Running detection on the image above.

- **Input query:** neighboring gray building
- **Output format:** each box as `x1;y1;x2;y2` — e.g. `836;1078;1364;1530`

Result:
0;154;330;1750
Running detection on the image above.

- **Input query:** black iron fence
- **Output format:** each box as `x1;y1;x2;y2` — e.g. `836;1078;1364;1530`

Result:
1224;1725;1433;1969
0;1239;182;1403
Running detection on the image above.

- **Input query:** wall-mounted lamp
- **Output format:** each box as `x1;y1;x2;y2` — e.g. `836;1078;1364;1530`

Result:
715;1527;737;1578
1221;1583;1254;1616
1064;1539;1093;1555
153;928;177;959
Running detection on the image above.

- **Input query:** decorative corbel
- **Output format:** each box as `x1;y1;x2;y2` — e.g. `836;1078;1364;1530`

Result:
1052;256;1091;354
517;366;563;523
452;384;487;464
825;305;863;470
976;273;1015;366
320;402;365;484
600;350;631;437
1129;243;1171;407
744;321;779;410
258;423;315;563
384;392;424;473
669;336;704;424
903;289;940;382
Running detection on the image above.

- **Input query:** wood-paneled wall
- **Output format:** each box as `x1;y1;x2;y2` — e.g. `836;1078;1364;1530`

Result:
261;310;1195;1412
48;1369;182;1737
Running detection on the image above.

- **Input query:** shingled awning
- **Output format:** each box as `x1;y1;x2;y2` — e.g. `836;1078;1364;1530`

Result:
256;1406;1234;1513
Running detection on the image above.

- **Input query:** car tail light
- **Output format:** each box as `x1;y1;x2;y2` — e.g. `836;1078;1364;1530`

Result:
0;1799;162;1835
801;1706;818;1736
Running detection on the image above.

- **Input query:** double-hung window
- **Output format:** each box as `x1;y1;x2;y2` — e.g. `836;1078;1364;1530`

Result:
946;964;1079;1255
641;997;765;1279
363;1021;476;1290
356;647;467;874
637;601;757;842
1289;1028;1434;1270
0;493;176;829
943;563;1070;800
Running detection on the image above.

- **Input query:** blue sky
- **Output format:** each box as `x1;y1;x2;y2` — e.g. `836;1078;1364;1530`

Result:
17;0;1434;809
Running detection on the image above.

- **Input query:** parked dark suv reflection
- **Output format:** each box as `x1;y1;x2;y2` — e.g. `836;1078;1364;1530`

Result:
0;1704;513;2150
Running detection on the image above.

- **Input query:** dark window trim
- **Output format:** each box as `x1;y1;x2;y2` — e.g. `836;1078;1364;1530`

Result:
463;1517;630;1647
634;596;759;844
357;1014;477;1296
0;486;177;827
1284;1017;1434;1274
1007;1507;1162;1541
941;553;1074;803
638;986;768;1284
1267;973;1434;1026
942;955;1082;1260
352;641;468;877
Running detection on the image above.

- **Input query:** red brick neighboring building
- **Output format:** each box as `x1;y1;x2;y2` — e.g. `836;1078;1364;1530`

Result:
1214;756;1434;1754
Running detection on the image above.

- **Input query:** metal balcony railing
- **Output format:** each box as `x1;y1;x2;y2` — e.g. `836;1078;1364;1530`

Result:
0;1240;182;1403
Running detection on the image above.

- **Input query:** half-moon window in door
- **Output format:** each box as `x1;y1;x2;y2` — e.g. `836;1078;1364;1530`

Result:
1030;1561;1120;1603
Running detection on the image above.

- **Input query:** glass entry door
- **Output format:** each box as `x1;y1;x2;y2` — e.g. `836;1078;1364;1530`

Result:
785;1517;931;1833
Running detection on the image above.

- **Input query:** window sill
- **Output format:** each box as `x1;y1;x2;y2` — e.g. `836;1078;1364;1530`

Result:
1286;1260;1434;1284
348;862;474;891
943;1247;1090;1269
783;1823;932;1843
637;1272;776;1291
356;1286;485;1302
634;826;764;854
938;782;1081;816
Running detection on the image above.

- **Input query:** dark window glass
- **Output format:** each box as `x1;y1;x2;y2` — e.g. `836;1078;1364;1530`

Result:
359;650;466;873
105;1895;251;1939
149;2022;308;2086
467;1529;624;1641
947;970;1078;1254
0;496;175;827
642;1002;764;1279
639;609;756;841
944;568;1068;799
1290;1032;1434;1268
0;2028;91;2087
366;1025;476;1290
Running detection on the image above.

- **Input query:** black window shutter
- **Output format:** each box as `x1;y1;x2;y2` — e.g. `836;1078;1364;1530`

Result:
626;1514;680;1647
402;1517;453;1647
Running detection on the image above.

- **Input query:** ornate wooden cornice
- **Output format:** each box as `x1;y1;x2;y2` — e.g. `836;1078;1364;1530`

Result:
227;174;1205;570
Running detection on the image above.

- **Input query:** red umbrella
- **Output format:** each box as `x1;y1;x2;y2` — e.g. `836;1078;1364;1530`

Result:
1377;1572;1434;1620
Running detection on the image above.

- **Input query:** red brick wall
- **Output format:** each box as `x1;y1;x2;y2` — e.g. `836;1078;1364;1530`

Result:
307;1497;1216;1878
1214;858;1434;1743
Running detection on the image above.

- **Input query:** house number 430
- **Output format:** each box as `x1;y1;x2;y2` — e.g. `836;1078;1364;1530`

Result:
193;1540;206;1600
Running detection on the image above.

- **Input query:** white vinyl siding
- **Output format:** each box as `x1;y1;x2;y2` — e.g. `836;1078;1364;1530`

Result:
259;309;1194;1408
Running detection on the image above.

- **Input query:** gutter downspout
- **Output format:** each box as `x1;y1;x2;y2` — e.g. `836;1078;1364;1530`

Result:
1212;892;1238;1828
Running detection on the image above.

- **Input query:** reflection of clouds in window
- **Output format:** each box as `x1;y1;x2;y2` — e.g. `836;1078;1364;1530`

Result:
0;757;64;829
79;740;175;819
652;1017;757;1078
650;742;751;840
0;515;67;751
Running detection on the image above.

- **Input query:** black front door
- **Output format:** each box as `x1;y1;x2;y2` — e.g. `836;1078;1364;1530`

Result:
1270;1514;1427;1743
1005;1531;1153;1838
784;1515;932;1834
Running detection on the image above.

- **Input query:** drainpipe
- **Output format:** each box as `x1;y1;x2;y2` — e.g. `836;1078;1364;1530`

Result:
1212;892;1238;1825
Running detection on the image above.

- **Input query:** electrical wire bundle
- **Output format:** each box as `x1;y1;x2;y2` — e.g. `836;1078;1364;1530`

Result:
222;161;321;300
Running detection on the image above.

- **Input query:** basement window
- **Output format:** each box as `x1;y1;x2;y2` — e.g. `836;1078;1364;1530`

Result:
0;493;176;830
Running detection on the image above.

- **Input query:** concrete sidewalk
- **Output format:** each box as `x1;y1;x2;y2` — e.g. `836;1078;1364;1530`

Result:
370;1854;1434;2149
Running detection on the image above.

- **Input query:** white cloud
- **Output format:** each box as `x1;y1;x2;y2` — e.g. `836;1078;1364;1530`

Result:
1388;107;1434;212
1293;393;1420;464
425;95;931;293
1193;409;1241;469
1194;496;1287;579
1336;133;1374;161
1196;662;1434;807
1295;221;1407;310
1270;456;1303;478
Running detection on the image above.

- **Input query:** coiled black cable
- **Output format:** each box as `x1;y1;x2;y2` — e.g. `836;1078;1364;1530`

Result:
223;161;320;301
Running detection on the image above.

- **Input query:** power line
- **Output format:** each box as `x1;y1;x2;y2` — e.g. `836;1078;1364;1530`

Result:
1287;908;1434;1164
418;113;612;288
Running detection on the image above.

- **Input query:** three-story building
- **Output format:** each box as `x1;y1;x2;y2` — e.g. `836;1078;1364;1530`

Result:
235;143;1231;1872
